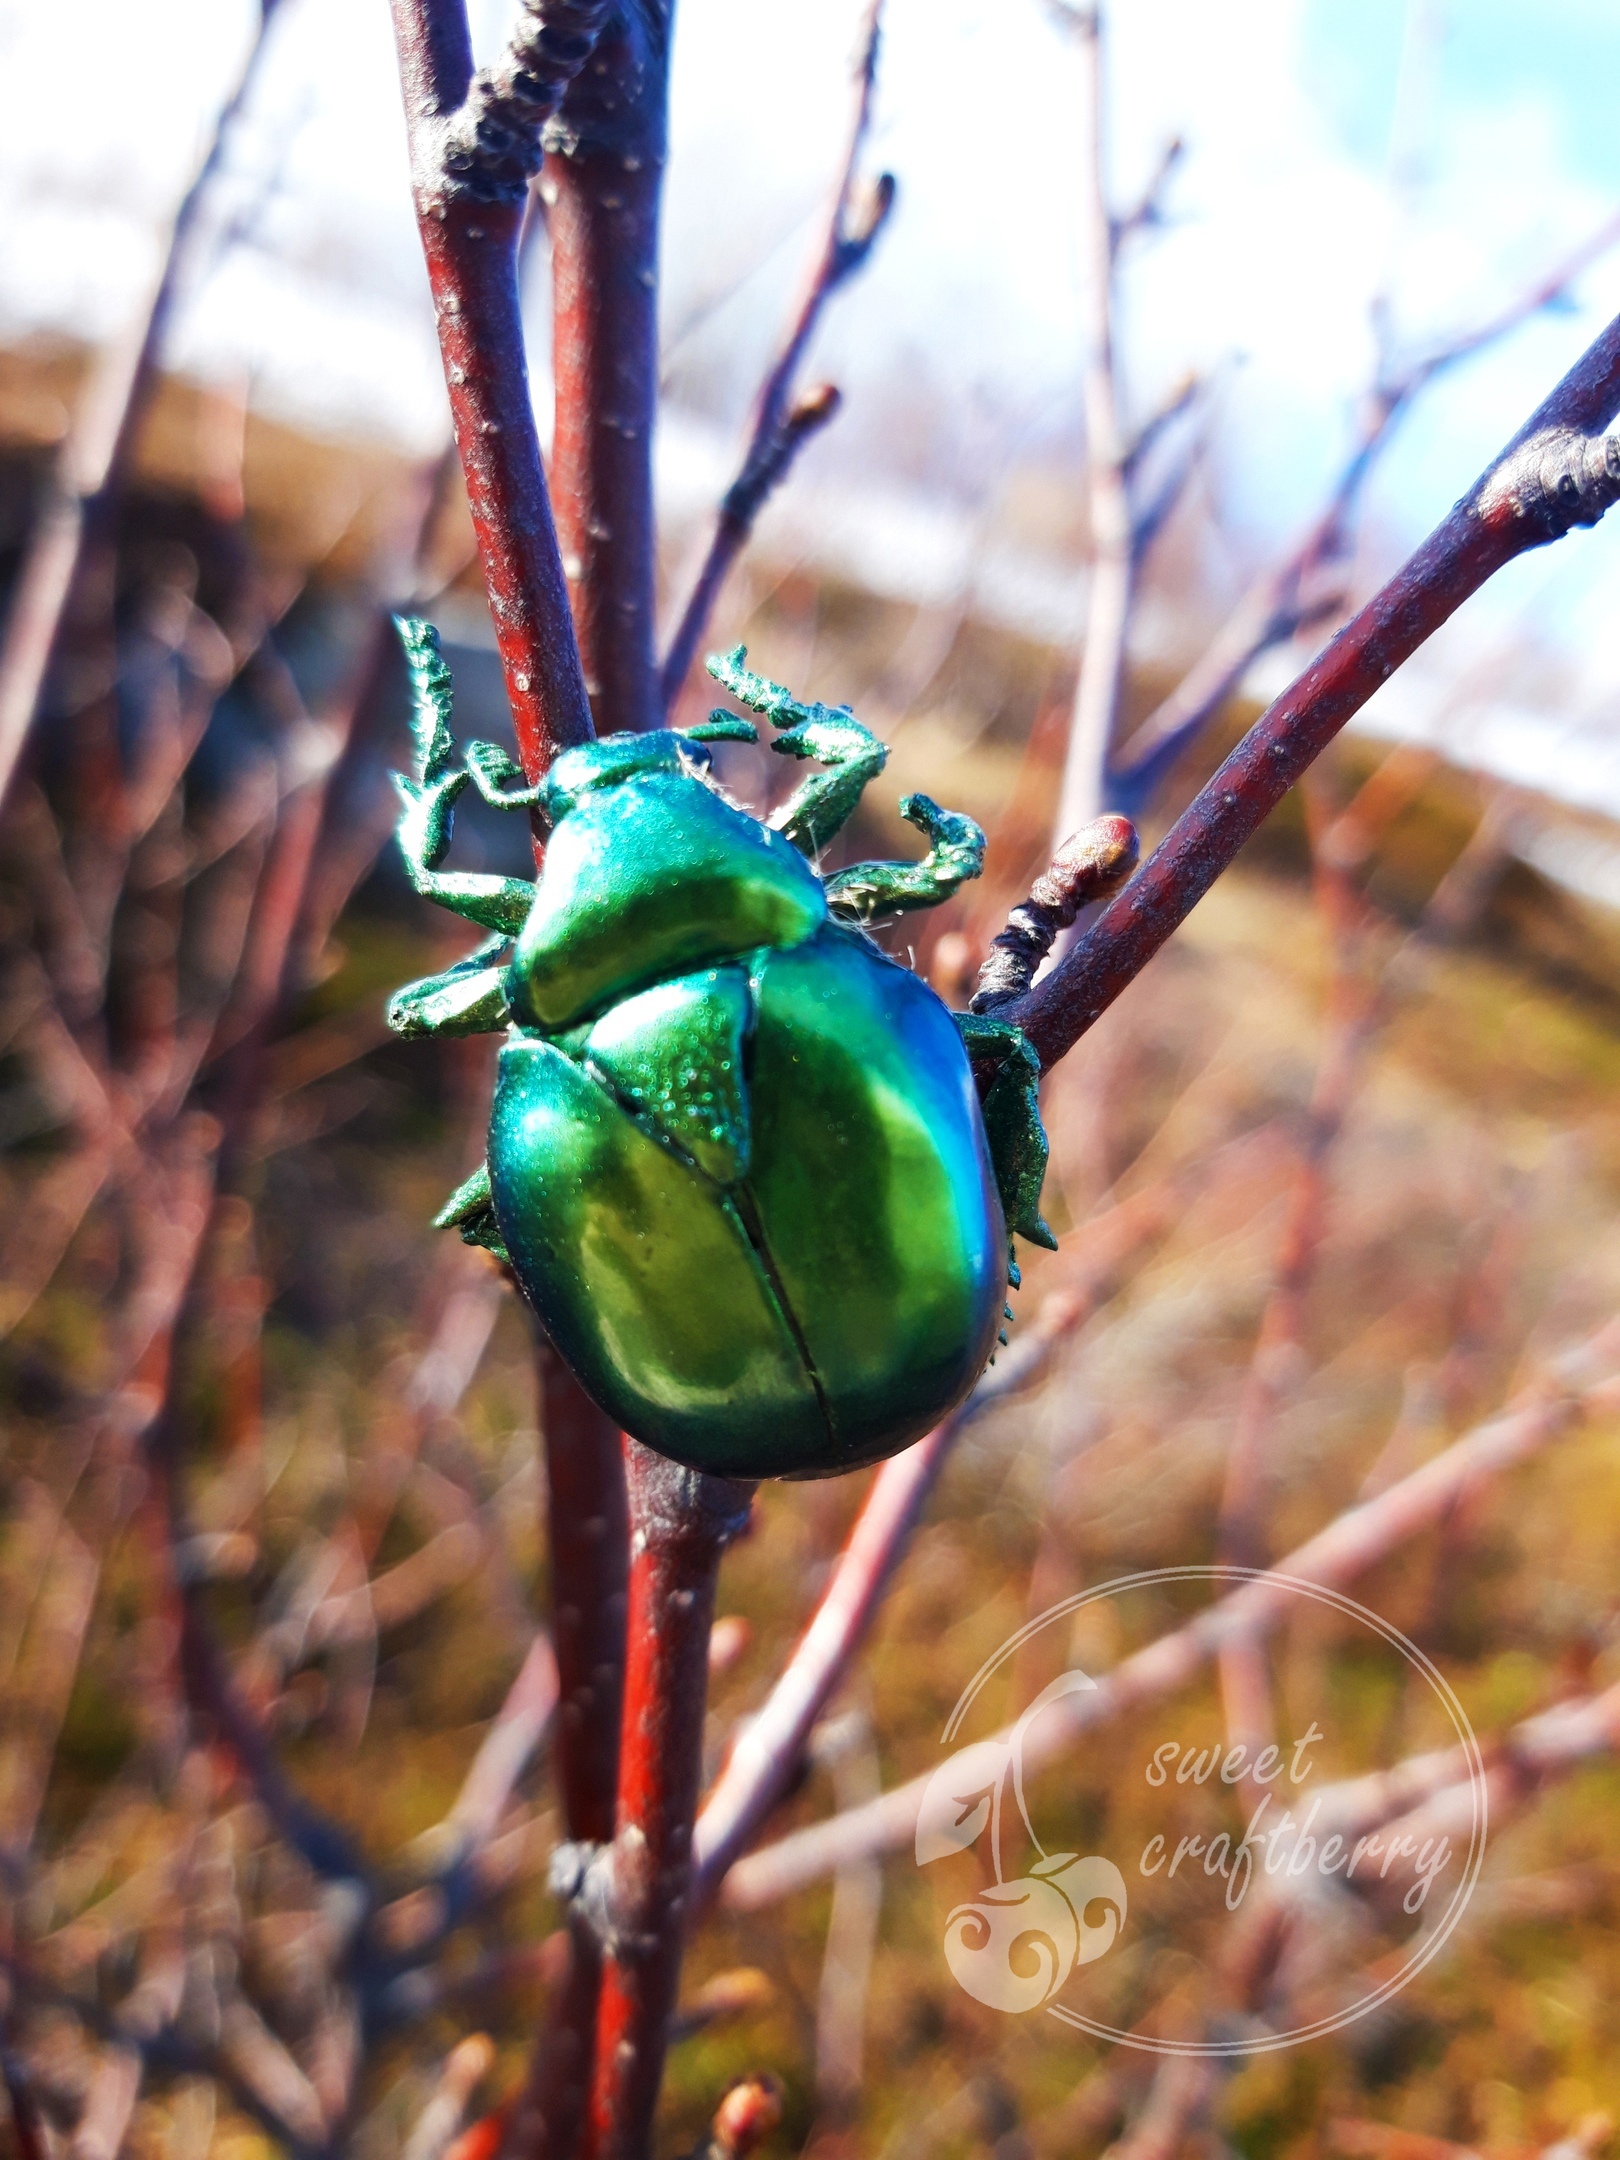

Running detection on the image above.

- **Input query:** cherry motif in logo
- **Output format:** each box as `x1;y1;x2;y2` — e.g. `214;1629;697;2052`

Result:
916;1671;1128;2013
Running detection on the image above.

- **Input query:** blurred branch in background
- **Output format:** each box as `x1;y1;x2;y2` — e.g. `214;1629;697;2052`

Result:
659;0;895;713
1106;206;1620;821
0;0;287;815
721;1318;1620;1906
1011;306;1620;1070
8;0;1620;2154
1047;0;1192;842
1043;0;1620;842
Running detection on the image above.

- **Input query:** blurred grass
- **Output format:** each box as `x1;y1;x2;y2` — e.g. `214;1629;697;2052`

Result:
7;570;1620;2156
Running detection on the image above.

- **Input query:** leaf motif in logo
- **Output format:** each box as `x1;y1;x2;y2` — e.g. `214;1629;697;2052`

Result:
914;1738;1012;1866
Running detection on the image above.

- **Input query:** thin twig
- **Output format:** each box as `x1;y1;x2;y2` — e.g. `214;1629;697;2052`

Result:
1051;0;1135;842
545;1;672;735
659;0;894;710
691;1293;1086;1902
1107;209;1620;811
1009;306;1620;1071
721;1323;1620;1904
0;0;287;813
447;1632;560;1849
388;0;599;777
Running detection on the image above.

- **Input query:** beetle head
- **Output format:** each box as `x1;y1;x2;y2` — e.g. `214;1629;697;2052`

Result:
537;722;757;828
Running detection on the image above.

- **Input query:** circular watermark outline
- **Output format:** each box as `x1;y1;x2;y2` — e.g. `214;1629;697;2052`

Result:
927;1565;1489;2058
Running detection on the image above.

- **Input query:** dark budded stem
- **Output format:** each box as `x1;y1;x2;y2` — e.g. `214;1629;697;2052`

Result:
970;814;1139;1013
389;0;600;779
1006;310;1620;1070
658;0;894;710
545;4;672;737
585;1448;755;2160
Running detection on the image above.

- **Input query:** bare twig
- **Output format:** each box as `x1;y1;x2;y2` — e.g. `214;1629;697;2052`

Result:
1051;0;1136;842
659;0;895;709
721;1324;1620;1904
404;2035;498;2160
546;1;672;735
500;1349;628;2160
811;1714;882;2120
0;0;287;813
447;1633;561;1849
1008;307;1620;1071
580;1450;754;2160
1107;209;1620;812
691;1292;1086;1901
388;0;599;776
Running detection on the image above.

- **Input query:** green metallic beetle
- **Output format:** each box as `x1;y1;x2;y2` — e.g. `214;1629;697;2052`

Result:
386;619;1054;1480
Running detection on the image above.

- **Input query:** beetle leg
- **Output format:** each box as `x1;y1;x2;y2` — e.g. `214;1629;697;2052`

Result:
393;616;535;937
823;794;986;922
465;739;545;810
705;644;889;853
388;933;514;1038
434;1160;511;1264
954;1013;1057;1253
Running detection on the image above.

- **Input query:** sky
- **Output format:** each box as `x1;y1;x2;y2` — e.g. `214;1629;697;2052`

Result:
1;0;1619;809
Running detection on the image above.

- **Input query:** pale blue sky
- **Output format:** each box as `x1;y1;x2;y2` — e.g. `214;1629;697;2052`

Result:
1;0;1618;802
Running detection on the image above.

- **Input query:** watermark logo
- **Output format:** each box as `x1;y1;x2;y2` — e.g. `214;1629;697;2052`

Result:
915;1568;1488;2055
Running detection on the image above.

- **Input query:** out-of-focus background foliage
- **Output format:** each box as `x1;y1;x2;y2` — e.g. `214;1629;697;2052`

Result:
7;2;1620;2156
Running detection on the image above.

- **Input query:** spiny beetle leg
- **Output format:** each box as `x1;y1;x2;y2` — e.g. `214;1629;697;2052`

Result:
954;1012;1057;1253
466;739;543;810
705;643;888;855
388;934;514;1038
823;794;986;922
393;617;535;937
434;1160;511;1264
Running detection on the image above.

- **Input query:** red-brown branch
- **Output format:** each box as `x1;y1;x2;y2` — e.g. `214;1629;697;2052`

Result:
582;1448;754;2160
1008;308;1620;1072
658;0;894;710
546;3;670;737
502;1348;629;2160
389;0;598;778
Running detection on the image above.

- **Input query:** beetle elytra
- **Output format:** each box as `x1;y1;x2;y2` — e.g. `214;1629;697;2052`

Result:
387;620;1054;1480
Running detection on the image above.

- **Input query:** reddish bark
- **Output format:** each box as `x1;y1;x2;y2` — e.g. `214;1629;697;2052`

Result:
545;4;670;737
586;1448;755;2160
1007;310;1620;1070
390;0;596;778
505;1346;629;2160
